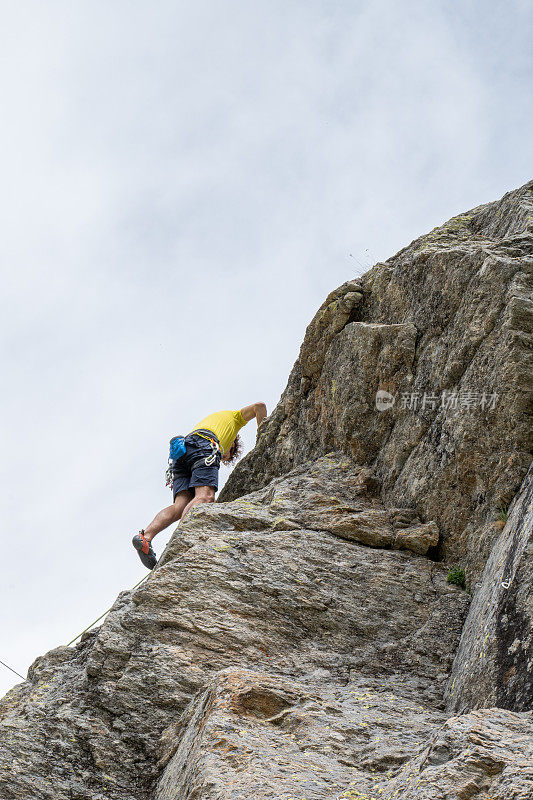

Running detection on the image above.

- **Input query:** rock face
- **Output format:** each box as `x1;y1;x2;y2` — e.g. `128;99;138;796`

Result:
155;668;448;800
1;183;532;799
221;180;533;584
0;455;471;799
445;463;533;713
373;707;533;800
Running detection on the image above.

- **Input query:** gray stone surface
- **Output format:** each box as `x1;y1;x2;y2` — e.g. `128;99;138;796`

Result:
374;707;533;800
200;453;440;554
155;667;448;800
155;673;533;800
0;454;469;799
446;463;533;713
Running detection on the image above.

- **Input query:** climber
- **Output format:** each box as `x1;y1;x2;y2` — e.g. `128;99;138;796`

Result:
132;403;267;569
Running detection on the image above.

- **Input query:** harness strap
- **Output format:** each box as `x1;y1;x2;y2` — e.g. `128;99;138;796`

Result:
192;428;222;446
167;430;222;488
191;429;224;462
191;455;221;471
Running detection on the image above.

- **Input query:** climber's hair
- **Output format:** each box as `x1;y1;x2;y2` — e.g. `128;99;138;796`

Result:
224;435;243;465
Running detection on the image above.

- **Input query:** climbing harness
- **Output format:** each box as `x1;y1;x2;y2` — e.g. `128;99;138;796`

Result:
191;429;224;465
165;430;222;487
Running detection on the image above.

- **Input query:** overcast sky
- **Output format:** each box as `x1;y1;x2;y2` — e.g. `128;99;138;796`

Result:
1;0;531;697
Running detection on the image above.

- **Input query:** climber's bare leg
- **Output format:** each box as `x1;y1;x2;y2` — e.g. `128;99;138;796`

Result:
143;490;193;541
180;486;216;520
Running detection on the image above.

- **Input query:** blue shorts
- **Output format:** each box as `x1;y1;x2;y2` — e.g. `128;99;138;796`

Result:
171;432;221;500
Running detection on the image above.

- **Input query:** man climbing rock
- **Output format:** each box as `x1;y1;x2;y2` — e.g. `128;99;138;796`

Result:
132;403;267;569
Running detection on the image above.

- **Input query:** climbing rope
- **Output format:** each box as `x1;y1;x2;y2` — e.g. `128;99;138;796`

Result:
66;573;149;646
0;573;151;683
0;658;25;681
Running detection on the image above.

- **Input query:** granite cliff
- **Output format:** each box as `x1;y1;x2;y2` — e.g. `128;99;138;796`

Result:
1;182;532;800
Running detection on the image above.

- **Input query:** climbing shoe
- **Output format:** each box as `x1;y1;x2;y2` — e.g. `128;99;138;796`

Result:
132;531;157;570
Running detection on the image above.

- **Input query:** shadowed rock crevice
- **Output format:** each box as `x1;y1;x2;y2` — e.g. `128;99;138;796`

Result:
446;463;533;713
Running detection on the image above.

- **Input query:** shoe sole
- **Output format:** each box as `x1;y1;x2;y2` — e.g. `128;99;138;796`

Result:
132;536;157;570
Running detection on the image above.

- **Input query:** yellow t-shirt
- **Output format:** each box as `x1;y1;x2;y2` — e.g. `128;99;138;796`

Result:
191;409;248;454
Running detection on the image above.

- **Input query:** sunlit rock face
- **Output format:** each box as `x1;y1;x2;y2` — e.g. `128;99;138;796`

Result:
1;182;531;800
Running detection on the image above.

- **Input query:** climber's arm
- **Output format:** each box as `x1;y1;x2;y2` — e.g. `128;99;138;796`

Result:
240;402;267;427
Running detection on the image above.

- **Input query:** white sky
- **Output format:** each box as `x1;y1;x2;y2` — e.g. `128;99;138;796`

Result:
1;0;531;696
